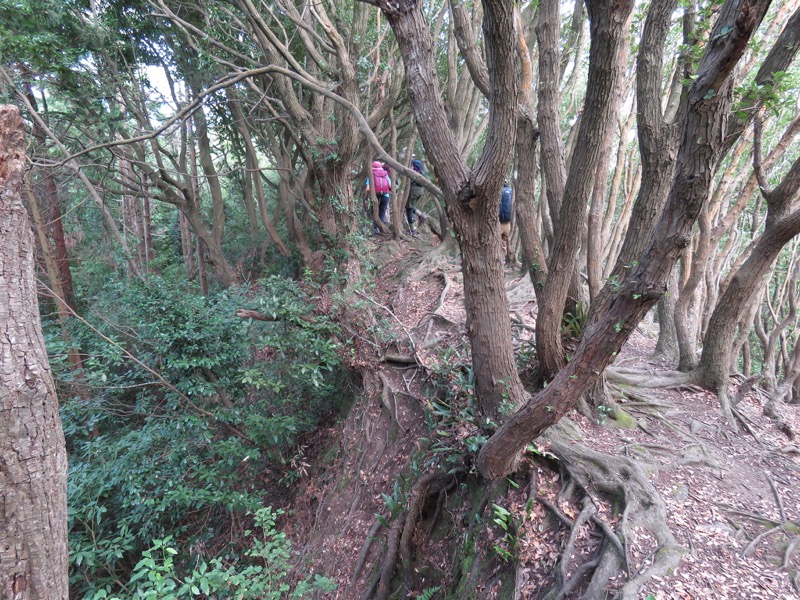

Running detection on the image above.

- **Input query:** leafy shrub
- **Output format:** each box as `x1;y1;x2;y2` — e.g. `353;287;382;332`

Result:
89;508;337;599
50;273;347;598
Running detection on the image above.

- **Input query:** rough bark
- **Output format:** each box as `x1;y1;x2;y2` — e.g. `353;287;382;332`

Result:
654;269;680;363
478;0;772;479
21;79;75;307
536;0;567;240
0;105;69;599
535;0;635;381
588;0;682;325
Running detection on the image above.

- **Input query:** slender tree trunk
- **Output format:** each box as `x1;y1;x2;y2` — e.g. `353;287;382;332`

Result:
654;269;680;363
43;175;75;307
515;118;547;291
227;92;291;255
179;210;195;279
698;185;800;408
0;105;68;600
536;0;635;381
26;183;87;394
192;96;226;247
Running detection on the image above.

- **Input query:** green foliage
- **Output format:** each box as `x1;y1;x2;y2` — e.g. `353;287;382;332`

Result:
415;586;441;600
66;411;263;597
89;509;336;599
0;0;88;73
490;503;523;562
561;301;587;338
51;273;346;598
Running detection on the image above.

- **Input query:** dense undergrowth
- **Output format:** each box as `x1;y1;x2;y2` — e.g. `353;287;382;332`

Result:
47;271;348;599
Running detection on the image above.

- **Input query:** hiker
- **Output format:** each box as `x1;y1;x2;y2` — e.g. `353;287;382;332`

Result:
499;181;513;261
406;158;428;232
366;160;391;232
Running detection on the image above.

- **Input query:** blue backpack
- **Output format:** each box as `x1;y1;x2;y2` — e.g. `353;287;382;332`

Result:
499;186;513;222
411;159;425;174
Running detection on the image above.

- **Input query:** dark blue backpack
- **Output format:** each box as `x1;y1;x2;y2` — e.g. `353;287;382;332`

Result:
499;186;513;222
411;159;425;174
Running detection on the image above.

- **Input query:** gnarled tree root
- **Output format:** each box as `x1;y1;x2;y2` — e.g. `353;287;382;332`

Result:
371;470;461;600
541;426;685;600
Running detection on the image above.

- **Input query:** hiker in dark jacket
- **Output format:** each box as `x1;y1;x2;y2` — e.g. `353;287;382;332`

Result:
499;181;513;261
406;158;427;233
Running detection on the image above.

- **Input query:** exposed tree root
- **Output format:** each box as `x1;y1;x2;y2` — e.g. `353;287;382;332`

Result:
767;472;787;522
783;539;796;570
606;367;697;389
375;512;406;600
377;372;409;433
731;406;758;441
733;375;761;407
399;472;459;599
433;271;453;315
540;425;684;600
542;496;597;600
371;470;461;600
742;524;784;557
352;516;387;584
538;497;574;530
355;291;424;366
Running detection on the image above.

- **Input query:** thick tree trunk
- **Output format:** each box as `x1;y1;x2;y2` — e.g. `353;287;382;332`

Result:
0;105;68;599
378;0;528;419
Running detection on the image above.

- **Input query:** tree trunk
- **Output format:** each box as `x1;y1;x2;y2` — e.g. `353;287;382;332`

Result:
0;105;68;600
653;269;680;363
698;182;800;400
536;0;635;381
377;0;528;419
515;117;547;292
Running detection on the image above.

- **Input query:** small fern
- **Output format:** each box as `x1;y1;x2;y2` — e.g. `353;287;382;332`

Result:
561;301;588;337
416;586;441;600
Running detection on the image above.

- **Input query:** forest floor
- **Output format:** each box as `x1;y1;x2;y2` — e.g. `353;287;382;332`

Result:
289;232;800;600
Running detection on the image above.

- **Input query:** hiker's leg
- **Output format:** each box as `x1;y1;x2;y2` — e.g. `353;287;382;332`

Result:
379;194;390;224
500;221;511;260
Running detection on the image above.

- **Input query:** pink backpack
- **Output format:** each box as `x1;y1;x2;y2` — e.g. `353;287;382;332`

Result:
372;161;390;193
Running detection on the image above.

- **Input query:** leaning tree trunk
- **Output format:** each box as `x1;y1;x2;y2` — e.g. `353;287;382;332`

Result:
0;105;68;599
697;143;800;416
